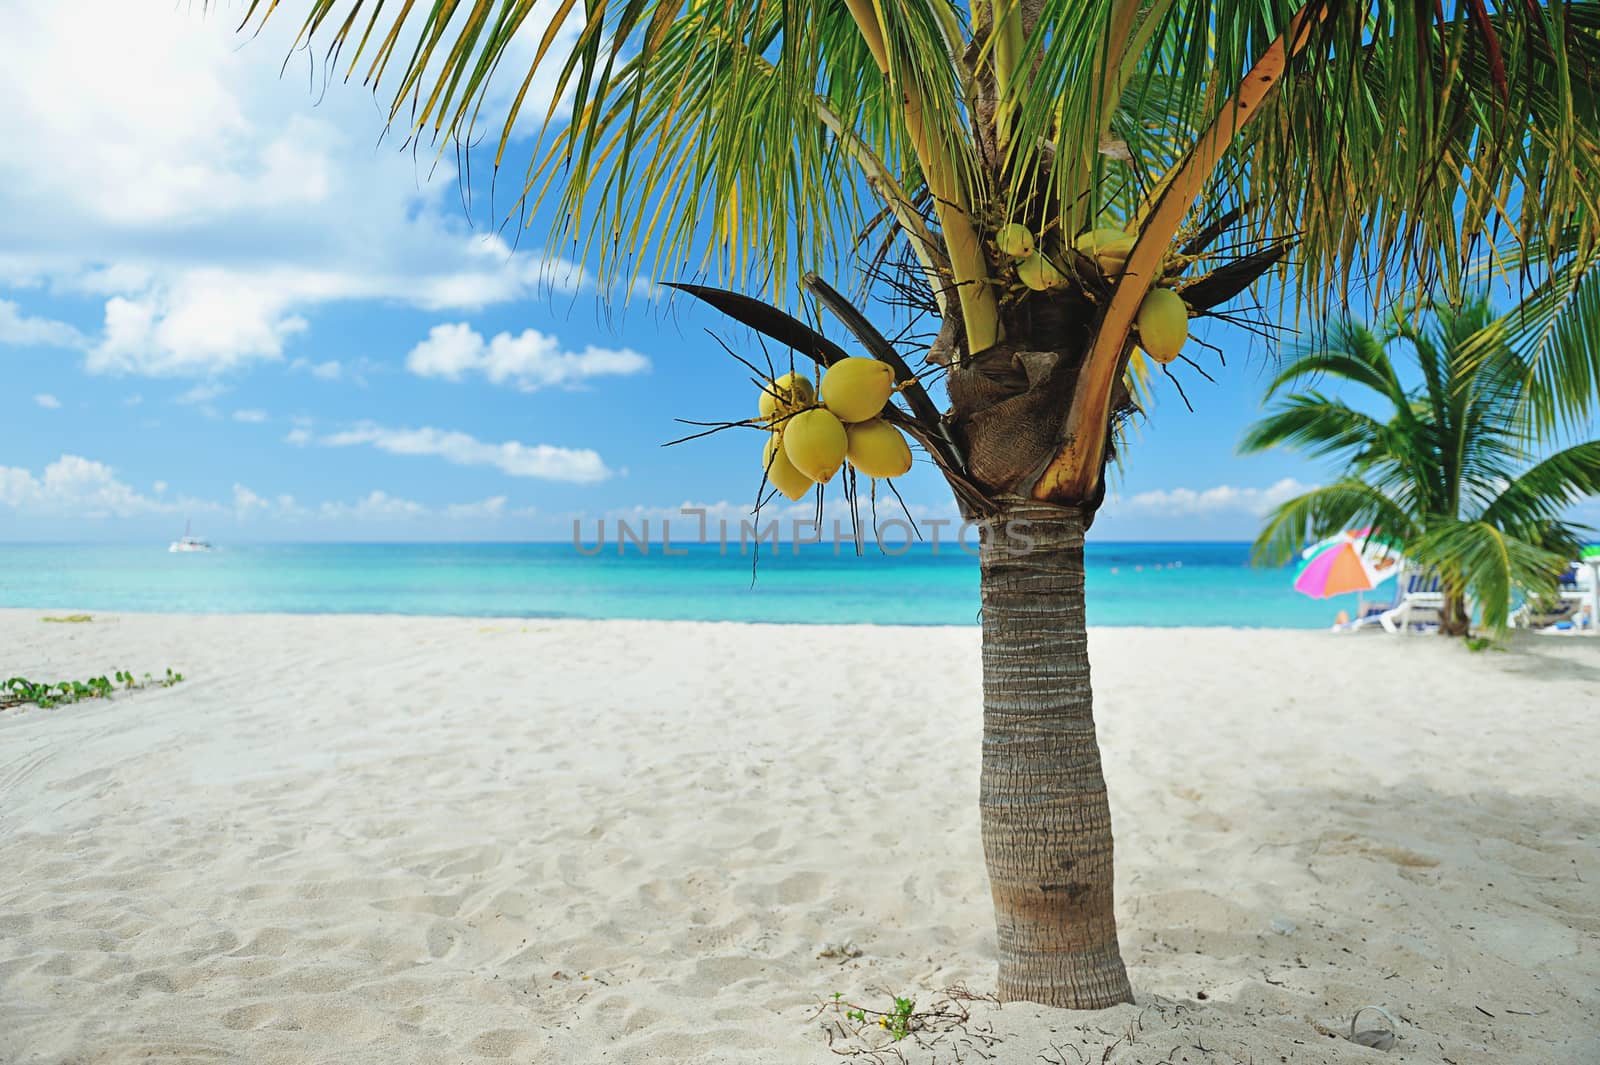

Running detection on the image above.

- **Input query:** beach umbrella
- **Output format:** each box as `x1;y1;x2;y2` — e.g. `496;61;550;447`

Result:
1293;527;1404;599
1581;545;1600;561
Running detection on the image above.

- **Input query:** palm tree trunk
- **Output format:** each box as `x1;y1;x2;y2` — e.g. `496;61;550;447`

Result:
978;497;1133;1009
1440;589;1472;637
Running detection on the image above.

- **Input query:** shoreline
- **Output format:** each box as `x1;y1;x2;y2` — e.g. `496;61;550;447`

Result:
1;607;1335;632
4;612;1596;1063
0;542;1364;630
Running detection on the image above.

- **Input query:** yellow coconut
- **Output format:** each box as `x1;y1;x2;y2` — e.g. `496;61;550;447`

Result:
820;357;895;424
758;370;815;427
995;223;1035;260
1017;254;1065;292
1074;227;1135;276
762;434;813;501
1135;288;1188;363
845;418;913;479
783;408;849;482
1095;235;1135;276
1073;226;1128;255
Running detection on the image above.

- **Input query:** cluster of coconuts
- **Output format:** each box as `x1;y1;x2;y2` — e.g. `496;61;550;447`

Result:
758;358;913;500
995;222;1192;366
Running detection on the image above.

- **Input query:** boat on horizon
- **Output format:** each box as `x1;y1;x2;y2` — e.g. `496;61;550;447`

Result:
169;521;212;553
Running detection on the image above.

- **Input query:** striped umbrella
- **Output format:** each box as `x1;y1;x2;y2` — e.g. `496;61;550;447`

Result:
1293;527;1404;599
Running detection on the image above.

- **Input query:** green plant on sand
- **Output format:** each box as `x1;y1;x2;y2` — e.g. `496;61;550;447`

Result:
818;987;998;1050
3;669;185;711
228;0;1600;1007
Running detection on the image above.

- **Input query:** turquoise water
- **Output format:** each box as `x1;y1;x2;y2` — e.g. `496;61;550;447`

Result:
0;542;1369;628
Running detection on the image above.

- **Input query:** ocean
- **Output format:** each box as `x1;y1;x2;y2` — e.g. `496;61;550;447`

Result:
0;542;1370;628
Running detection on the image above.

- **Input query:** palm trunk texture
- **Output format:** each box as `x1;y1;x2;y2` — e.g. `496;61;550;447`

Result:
977;498;1134;1008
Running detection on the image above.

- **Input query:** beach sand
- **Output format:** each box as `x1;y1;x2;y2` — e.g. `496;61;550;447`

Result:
1;610;1596;1064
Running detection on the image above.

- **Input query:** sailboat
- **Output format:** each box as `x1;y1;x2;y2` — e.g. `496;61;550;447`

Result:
168;520;212;553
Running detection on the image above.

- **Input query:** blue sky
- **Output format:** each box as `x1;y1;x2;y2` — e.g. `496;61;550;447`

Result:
3;1;1571;545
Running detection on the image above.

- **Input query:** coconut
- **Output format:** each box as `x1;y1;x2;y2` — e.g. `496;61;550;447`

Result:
845;418;913;478
1135;288;1188;363
783;408;849;482
758;371;815;427
1095;236;1134;276
763;433;813;500
820;357;895;423
1074;227;1135;276
1073;226;1128;255
1017;254;1065;292
995;222;1035;260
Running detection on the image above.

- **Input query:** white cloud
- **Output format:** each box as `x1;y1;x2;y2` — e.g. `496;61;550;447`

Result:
232;484;270;512
0;5;331;228
0;454;529;528
318;490;427;521
1116;477;1314;516
232;483;301;517
302;358;347;378
0;300;85;348
88;272;310;375
33;394;61;409
289;357;381;385
445;496;510;520
176;382;228;405
232;409;269;424
0;455;186;517
317;423;613;483
0;1;607;379
406;322;650;391
312;491;532;523
65;249;608;378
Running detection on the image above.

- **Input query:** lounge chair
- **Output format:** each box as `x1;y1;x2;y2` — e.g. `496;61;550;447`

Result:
1513;598;1582;631
1514;560;1599;635
1334;594;1397;632
1379;569;1445;634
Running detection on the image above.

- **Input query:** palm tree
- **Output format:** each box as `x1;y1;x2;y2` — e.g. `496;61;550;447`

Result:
1244;299;1600;636
231;1;1600;1007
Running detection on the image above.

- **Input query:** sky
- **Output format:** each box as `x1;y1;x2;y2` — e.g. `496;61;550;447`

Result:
3;0;1571;545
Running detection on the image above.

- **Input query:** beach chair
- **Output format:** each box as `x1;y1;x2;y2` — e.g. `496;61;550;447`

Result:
1513;597;1582;632
1515;560;1599;634
1334;589;1399;631
1379;568;1444;634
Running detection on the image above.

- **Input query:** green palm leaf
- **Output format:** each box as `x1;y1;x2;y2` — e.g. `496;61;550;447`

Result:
1409;519;1570;632
1252;480;1417;568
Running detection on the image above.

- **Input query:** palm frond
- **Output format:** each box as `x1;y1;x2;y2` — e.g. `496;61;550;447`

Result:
1482;440;1600;533
1484;247;1600;435
1237;393;1390;462
1251;479;1417;567
1408;519;1570;632
236;0;981;305
1261;318;1406;403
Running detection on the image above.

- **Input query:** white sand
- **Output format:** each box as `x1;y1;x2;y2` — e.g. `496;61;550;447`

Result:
1;611;1596;1064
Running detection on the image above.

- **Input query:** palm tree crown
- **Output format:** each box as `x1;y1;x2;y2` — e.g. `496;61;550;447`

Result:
236;1;1600;501
1244;298;1600;633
